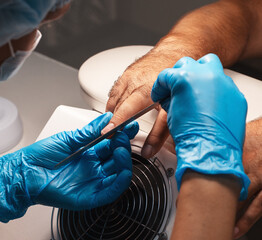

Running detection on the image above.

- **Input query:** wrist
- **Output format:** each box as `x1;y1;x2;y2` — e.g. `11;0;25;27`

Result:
150;33;213;65
175;135;250;200
181;170;241;199
0;152;32;222
125;47;180;80
172;171;240;240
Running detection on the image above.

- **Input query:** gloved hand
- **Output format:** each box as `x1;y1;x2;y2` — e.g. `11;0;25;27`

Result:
151;53;250;200
0;112;139;222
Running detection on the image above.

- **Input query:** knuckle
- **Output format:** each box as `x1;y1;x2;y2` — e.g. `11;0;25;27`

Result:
108;76;126;98
106;98;116;111
125;81;139;95
177;71;191;87
175;57;190;68
135;84;152;98
147;131;169;146
164;69;176;80
179;69;188;79
180;56;191;64
158;110;168;122
114;86;152;114
110;111;128;124
114;99;125;112
241;214;254;226
147;134;161;146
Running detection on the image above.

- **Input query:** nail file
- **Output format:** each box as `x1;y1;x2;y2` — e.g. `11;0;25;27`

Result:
54;101;159;169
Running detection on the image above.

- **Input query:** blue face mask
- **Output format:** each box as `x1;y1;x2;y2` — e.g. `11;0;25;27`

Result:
0;30;42;81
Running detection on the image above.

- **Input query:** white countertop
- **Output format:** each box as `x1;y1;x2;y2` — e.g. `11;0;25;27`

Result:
0;52;90;155
0;52;93;240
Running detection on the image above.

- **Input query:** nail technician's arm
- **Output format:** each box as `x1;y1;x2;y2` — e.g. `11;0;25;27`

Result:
0;113;139;222
105;0;262;158
172;172;240;240
151;54;249;240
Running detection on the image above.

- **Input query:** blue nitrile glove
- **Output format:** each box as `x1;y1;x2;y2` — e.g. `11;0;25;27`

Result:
151;53;250;200
0;112;139;222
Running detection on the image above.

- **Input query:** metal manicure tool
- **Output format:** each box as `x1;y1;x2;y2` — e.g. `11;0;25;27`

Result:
54;101;162;169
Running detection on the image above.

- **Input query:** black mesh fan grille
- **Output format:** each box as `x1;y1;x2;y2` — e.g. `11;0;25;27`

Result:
53;152;169;240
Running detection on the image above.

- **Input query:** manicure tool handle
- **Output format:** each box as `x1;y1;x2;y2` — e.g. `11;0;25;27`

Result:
54;101;161;169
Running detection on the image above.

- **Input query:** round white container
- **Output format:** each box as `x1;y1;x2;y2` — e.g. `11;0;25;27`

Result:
0;97;23;154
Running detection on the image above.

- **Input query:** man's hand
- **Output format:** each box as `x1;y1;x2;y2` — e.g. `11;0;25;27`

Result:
105;51;178;158
152;53;249;240
104;0;262;159
234;118;262;239
151;53;250;200
104;0;262;237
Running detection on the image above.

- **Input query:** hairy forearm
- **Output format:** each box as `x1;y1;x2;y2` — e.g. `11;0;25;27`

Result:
129;0;261;74
171;171;240;240
153;0;254;66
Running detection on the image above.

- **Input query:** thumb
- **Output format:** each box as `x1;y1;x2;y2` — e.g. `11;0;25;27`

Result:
58;112;113;152
88;147;132;209
102;91;153;135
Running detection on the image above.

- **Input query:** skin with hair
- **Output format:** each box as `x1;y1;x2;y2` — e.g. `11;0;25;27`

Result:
105;0;262;238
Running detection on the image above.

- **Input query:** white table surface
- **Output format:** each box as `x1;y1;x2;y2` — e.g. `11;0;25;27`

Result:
0;52;91;155
0;52;93;240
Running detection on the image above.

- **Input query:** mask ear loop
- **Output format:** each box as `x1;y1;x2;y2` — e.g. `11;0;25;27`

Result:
8;41;15;58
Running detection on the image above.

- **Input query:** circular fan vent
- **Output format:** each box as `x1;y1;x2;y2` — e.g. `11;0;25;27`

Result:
52;152;171;240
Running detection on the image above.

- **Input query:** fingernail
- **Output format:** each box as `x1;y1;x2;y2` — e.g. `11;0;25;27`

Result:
234;227;239;237
101;123;115;135
141;145;153;159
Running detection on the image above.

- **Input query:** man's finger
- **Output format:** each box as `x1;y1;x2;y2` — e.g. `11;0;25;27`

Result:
67;112;113;151
106;76;128;113
237;176;260;212
102;90;153;134
141;109;170;158
234;190;262;239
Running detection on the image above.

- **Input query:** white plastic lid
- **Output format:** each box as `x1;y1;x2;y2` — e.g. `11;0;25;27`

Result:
0;97;23;154
78;45;159;133
79;45;153;107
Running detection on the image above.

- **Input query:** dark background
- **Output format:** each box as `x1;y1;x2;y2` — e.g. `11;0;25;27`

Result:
37;0;262;81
